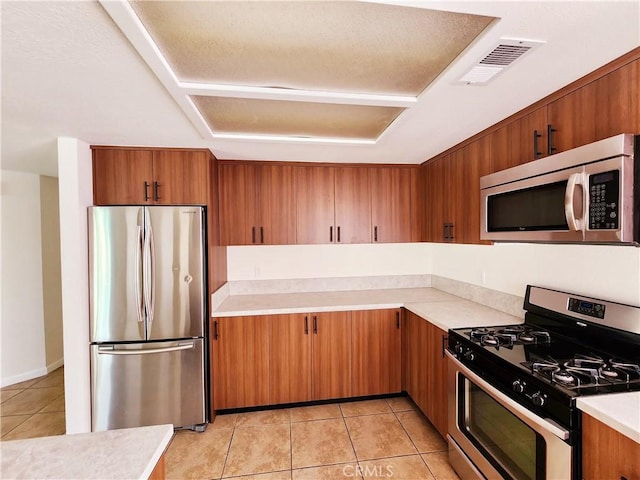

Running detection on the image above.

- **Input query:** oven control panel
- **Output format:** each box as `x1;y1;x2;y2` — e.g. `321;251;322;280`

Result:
568;298;605;319
588;170;619;230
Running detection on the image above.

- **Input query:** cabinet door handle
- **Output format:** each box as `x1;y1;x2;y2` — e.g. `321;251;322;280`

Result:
304;316;309;335
153;181;160;201
337;226;341;243
330;226;333;243
374;226;378;242
442;335;448;358
144;181;151;202
252;226;256;244
213;320;219;340
533;130;542;159
313;315;318;334
396;311;400;329
449;224;454;242
547;124;557;156
260;226;264;244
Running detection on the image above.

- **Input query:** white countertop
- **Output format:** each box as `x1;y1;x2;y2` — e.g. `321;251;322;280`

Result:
0;424;173;479
577;392;640;443
212;287;523;330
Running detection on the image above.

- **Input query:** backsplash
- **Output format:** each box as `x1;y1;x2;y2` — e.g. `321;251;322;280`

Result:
431;275;524;318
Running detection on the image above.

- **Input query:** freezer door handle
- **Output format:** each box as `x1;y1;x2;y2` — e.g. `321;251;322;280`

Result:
96;342;195;355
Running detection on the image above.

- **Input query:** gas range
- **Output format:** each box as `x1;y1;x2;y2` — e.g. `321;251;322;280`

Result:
446;285;640;480
454;323;640;397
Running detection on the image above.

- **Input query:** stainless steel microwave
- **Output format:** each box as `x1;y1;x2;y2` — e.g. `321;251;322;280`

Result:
480;133;639;245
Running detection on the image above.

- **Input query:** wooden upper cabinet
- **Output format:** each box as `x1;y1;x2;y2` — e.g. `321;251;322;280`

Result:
295;166;335;244
548;59;640;153
152;150;209;205
218;163;257;245
93;149;153;205
490;107;548;173
334;167;371;243
458;137;492;245
352;309;401;397
423;156;447;243
219;163;295;245
268;313;311;405
257;165;296;245
370;167;412;243
311;311;352;400
92;147;210;206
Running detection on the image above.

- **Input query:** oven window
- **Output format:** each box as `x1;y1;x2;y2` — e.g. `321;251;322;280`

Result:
465;381;542;480
487;180;568;231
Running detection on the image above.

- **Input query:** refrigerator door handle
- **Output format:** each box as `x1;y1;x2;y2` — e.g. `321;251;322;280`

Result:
135;225;144;323
142;219;155;327
97;342;195;355
148;220;156;325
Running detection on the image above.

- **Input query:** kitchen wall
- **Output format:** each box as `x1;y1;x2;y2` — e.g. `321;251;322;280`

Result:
1;170;47;386
431;243;640;307
57;137;93;434
40;176;64;370
226;242;640;307
226;243;433;281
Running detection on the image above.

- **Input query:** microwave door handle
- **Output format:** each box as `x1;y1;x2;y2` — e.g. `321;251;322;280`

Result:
564;173;585;232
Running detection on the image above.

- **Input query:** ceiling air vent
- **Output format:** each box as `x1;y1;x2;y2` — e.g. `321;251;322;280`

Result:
459;38;545;85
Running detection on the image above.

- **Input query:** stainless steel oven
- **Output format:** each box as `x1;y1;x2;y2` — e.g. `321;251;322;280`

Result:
480;133;639;244
447;352;572;480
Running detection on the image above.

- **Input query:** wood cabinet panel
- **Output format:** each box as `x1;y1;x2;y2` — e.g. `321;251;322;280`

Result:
311;311;352;400
458;137;492;244
371;168;412;243
491;108;548;173
352;309;401;397
212;316;269;409
403;310;447;438
93;149;153;205
258;164;296;245
426;323;448;438
423;157;447;243
218;164;257;245
582;413;640;480
548;59;640;153
295;166;335;244
152;150;209;205
334;167;371;243
268;314;311;404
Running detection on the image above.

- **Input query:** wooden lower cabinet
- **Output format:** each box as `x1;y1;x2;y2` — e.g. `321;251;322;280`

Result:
352;309;402;397
269;313;312;404
582;413;640;480
211;316;269;409
311;311;352;400
403;310;448;438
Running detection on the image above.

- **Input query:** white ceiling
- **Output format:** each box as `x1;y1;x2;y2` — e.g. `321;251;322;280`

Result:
2;1;639;177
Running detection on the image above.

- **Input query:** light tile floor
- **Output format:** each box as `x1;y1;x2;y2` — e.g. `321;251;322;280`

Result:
0;367;66;440
165;397;460;480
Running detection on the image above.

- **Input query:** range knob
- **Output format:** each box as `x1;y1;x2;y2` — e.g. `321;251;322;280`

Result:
464;350;476;361
454;343;464;355
512;380;525;393
532;392;546;407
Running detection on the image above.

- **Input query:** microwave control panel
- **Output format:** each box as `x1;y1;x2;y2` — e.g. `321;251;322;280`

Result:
589;170;619;230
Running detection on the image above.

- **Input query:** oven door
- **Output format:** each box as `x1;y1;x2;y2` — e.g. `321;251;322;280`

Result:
446;352;573;480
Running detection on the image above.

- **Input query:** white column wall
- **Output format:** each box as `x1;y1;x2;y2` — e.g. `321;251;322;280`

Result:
58;137;93;434
0;171;47;386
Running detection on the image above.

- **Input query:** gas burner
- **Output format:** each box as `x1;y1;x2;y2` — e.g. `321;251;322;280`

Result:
600;366;619;379
469;328;492;341
498;325;526;335
481;335;499;346
553;369;578;385
519;330;551;344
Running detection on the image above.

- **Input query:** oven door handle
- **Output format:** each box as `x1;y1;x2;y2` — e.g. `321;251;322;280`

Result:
446;351;570;441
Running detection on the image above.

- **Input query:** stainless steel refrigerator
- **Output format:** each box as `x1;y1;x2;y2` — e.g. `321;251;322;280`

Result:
89;206;207;432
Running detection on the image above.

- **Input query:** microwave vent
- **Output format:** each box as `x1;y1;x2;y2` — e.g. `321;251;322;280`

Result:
458;38;545;85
